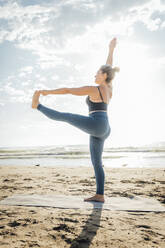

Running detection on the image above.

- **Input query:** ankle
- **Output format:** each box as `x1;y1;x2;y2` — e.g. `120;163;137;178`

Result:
96;194;104;197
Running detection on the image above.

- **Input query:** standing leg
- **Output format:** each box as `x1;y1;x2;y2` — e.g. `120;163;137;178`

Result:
89;135;105;195
84;135;106;203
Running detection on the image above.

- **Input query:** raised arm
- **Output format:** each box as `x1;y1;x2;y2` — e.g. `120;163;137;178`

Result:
106;37;117;66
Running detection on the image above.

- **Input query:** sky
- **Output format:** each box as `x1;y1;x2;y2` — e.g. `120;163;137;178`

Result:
0;0;165;148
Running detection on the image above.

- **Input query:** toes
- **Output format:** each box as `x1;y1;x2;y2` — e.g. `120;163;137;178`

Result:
33;90;40;96
36;90;41;94
84;198;91;201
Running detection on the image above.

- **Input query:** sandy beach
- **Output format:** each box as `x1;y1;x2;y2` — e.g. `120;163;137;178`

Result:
0;165;165;248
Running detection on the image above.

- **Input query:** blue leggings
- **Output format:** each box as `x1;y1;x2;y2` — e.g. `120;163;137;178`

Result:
37;103;111;195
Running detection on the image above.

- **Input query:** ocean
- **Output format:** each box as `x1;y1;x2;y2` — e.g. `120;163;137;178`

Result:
0;144;165;168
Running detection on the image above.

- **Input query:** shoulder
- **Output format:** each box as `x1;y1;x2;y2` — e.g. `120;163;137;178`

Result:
98;84;108;93
99;84;112;98
107;84;113;98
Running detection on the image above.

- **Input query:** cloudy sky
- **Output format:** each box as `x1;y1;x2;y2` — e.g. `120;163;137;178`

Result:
0;0;165;148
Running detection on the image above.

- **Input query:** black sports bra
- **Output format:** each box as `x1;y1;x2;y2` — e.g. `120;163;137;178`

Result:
86;86;108;112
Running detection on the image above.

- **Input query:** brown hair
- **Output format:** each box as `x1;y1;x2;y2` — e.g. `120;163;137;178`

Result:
100;64;120;85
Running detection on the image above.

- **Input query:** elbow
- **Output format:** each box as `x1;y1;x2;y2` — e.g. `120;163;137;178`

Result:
66;88;77;95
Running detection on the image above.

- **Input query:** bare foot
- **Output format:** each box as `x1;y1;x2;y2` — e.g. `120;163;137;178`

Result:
32;90;40;109
84;194;105;203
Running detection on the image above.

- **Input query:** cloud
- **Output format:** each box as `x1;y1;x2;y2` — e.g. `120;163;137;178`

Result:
0;0;154;53
0;41;38;80
1;0;163;75
130;21;165;57
0;0;165;104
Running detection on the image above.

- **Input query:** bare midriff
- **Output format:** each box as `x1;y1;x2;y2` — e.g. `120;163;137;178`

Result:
89;110;107;114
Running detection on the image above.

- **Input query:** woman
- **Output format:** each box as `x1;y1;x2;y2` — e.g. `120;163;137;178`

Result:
32;38;119;203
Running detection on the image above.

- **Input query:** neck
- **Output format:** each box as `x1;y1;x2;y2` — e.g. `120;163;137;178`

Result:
99;82;107;86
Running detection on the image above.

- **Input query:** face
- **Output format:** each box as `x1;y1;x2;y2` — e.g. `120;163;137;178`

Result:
95;69;106;84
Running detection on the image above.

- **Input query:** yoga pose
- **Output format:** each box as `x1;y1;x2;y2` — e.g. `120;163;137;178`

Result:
32;38;119;203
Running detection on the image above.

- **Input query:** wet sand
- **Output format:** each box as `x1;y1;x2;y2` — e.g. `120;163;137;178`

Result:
0;165;165;248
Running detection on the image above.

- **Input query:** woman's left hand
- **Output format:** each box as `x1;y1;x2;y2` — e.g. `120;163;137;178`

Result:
109;37;117;51
39;90;49;96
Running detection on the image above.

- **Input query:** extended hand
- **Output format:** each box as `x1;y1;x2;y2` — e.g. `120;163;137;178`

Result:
39;90;49;96
109;37;117;51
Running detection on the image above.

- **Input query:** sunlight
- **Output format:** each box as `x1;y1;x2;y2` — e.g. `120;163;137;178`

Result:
117;41;151;84
109;40;161;147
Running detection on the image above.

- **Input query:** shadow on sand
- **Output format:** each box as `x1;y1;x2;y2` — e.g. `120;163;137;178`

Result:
69;201;104;248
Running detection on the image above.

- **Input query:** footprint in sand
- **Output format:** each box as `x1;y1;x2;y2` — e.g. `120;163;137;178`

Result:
7;220;21;227
3;179;15;182
56;217;79;223
134;180;155;184
23;178;32;181
52;223;74;234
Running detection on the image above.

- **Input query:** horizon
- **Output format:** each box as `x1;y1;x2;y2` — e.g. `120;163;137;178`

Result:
1;140;165;150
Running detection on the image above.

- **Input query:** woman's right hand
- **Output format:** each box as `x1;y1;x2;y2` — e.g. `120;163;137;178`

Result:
39;90;49;96
109;38;117;51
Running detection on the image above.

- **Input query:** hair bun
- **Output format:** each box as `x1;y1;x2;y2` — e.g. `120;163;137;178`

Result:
113;67;120;73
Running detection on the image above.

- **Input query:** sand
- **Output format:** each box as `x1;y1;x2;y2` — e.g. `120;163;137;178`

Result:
0;165;165;248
